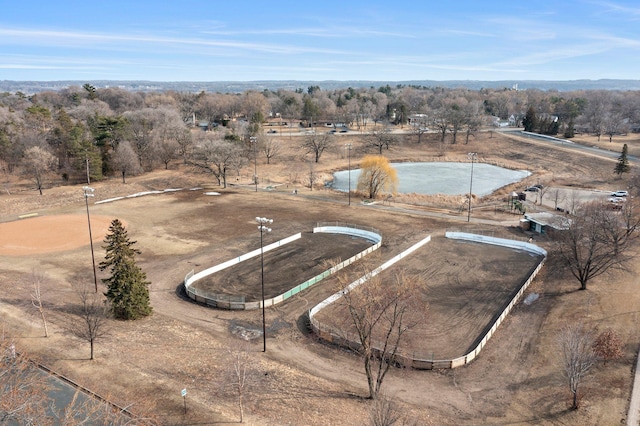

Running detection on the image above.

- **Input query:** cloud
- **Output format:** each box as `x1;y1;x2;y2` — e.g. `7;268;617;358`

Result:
202;26;413;39
589;1;640;19
0;26;349;56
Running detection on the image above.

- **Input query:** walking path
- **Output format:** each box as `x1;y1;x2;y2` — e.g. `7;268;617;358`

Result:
628;346;640;425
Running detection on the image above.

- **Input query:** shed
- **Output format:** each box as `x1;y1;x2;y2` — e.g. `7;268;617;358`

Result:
523;212;571;234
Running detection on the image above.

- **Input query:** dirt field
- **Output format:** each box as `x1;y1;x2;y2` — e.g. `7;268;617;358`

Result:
193;231;374;302
0;214;116;256
315;237;544;360
1;129;639;425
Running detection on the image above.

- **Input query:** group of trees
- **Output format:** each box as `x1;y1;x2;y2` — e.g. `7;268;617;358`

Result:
558;324;624;410
553;197;639;291
3;84;640;192
549;190;639;408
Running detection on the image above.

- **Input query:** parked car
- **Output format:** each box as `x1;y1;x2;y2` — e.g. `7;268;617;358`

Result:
611;190;629;197
525;186;540;192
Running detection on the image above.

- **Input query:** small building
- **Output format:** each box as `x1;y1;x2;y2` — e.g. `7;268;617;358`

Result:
523;212;571;234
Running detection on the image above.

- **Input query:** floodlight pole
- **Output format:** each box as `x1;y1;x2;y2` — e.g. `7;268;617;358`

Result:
250;136;257;192
467;153;477;223
83;186;98;292
256;217;273;352
345;144;352;206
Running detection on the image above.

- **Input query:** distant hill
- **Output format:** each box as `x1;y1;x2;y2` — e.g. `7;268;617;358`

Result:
2;79;640;94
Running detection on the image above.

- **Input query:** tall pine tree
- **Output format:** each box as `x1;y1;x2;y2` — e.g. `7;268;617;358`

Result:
99;219;152;320
522;106;538;132
615;143;631;176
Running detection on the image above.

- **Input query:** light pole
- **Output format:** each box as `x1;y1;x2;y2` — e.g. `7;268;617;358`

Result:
83;186;98;292
250;136;257;192
467;152;477;223
256;216;272;352
85;156;91;185
345;144;352;206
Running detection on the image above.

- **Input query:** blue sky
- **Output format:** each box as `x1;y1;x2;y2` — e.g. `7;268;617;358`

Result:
1;0;639;82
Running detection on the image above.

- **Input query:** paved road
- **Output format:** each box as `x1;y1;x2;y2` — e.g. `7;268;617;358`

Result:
629;349;640;425
499;129;639;164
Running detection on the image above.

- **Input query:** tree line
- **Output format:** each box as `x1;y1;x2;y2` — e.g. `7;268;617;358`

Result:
2;84;640;190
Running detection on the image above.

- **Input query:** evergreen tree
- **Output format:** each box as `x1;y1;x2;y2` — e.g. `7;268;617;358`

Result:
99;219;152;320
522;106;537;132
615;144;631;176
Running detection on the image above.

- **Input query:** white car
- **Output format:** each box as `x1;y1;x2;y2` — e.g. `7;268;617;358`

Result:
611;190;629;197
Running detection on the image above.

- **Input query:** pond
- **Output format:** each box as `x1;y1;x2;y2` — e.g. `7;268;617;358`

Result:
330;162;530;196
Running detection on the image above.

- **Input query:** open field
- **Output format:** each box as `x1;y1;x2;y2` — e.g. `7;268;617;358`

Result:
0;129;639;425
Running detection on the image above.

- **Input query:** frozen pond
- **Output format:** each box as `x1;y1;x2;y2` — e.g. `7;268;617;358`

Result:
330;162;530;196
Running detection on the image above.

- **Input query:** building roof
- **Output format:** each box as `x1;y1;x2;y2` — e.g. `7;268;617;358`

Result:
524;212;571;230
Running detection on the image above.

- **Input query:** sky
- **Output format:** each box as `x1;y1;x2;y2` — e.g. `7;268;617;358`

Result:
1;0;640;82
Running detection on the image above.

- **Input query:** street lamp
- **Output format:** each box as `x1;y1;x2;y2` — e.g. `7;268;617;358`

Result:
250;136;257;192
467;153;478;223
256;216;273;352
83;186;98;292
345;144;352;206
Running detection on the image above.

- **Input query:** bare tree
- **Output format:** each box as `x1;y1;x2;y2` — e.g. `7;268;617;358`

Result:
228;343;259;423
619;198;640;238
558;324;596;409
603;112;624;143
365;128;396;154
368;394;402;426
123;108;155;169
73;284;110;360
152;106;188;169
190;136;246;188
550;188;567;211
22;146;56;195
301;133;334;163
553;201;637;290
111;140;142;183
447;103;468;144
262;137;281;165
175;128;194;165
30;271;49;337
537;185;550;206
153;137;179;170
584;91;608;141
0;332;51;424
409;125;429;144
463;104;483;145
432;107;451;143
306;161;318;191
333;262;426;400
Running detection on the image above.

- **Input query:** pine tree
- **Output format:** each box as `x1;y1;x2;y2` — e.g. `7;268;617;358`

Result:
615;143;631;176
522;106;538;132
99;219;152;320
